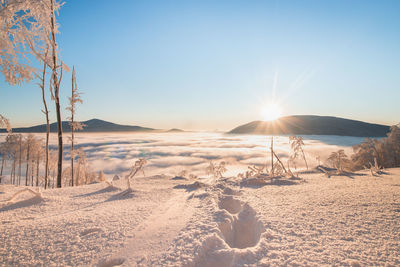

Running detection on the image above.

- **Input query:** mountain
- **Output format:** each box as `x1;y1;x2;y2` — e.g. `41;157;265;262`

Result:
228;115;390;137
166;128;184;133
0;119;156;133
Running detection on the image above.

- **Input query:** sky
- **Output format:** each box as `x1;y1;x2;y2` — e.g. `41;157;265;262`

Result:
1;0;400;130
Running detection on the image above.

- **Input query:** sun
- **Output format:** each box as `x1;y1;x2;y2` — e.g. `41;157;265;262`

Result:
260;103;282;121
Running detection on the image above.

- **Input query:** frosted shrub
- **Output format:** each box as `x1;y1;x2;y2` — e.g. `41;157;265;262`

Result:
237;165;269;179
206;161;227;179
327;150;350;173
352;126;400;170
98;171;106;182
66;66;85;187
125;158;147;189
289;136;308;170
0;115;11;133
176;170;197;179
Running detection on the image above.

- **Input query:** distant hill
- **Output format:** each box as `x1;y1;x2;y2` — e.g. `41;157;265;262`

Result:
166;128;184;133
228;115;390;137
0;119;156;133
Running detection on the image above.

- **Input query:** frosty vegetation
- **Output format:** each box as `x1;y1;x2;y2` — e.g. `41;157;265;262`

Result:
125;158;147;189
1;127;400;189
1;0;400;190
66;66;85;187
206;161;227;179
0;133;104;187
1;0;67;188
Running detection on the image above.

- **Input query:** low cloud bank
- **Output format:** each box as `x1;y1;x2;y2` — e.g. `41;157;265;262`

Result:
1;132;364;179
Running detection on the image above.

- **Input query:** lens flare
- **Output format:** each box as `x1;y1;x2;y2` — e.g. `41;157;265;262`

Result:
260;103;282;121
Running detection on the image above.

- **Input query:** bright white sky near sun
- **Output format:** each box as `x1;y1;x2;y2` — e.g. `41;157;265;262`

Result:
1;0;399;130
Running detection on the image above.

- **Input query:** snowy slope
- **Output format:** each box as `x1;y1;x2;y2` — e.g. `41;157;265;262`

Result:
1;169;400;266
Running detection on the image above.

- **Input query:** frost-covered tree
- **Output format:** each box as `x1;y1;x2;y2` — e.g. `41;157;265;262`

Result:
48;150;58;188
75;148;88;186
1;0;66;188
48;0;67;188
0;115;12;133
33;141;44;187
3;134;18;184
0;1;36;85
387;126;400;166
37;51;51;189
352;125;400;170
0;141;8;182
17;134;23;185
125;158;147;189
24;134;35;186
327;149;349;173
66;66;84;186
0;115;12;183
289;136;308;170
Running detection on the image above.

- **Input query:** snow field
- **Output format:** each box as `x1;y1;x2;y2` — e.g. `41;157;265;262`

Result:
1;168;399;266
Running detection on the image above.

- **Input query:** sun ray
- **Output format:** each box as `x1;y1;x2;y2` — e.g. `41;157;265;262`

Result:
260;103;282;121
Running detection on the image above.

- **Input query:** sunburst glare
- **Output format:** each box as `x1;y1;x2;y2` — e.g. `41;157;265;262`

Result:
260;103;282;121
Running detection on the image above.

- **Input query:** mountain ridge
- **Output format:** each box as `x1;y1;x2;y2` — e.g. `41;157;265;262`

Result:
0;119;158;133
228;115;391;137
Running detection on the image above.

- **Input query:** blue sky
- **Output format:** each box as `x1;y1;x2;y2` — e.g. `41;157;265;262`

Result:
1;0;399;130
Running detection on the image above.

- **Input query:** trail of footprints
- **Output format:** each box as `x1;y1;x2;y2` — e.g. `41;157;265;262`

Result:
217;192;264;249
95;186;264;266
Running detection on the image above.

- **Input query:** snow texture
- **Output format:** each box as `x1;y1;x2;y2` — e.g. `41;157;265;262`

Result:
1;167;400;266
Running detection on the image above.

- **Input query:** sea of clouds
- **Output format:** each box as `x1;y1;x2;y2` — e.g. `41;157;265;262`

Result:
1;132;366;179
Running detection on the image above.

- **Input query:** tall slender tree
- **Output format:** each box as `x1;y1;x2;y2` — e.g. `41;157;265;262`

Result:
0;115;11;183
25;135;33;186
66;66;84;186
49;0;64;188
0;142;7;183
1;0;66;187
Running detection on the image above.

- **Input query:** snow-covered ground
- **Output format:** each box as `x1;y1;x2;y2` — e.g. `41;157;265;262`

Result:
1;167;399;266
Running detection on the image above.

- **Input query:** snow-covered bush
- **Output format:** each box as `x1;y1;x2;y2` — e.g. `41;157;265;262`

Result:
289;136;308;170
176;170;197;180
327;149;350;173
206;161;227;179
98;171;106;182
0;115;11;133
237;165;266;179
351;126;400;170
125;158;147;189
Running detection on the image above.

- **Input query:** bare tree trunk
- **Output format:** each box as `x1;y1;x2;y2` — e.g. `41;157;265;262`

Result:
36;156;40;187
40;61;50;189
71;147;74;186
0;157;4;184
272;150;288;174
10;164;13;184
25;142;30;186
11;156;16;184
76;163;80;186
270;136;274;177
71;68;75;186
31;158;34;186
301;149;308;170
0;157;4;178
18;136;22;185
50;0;63;188
55;99;63;188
